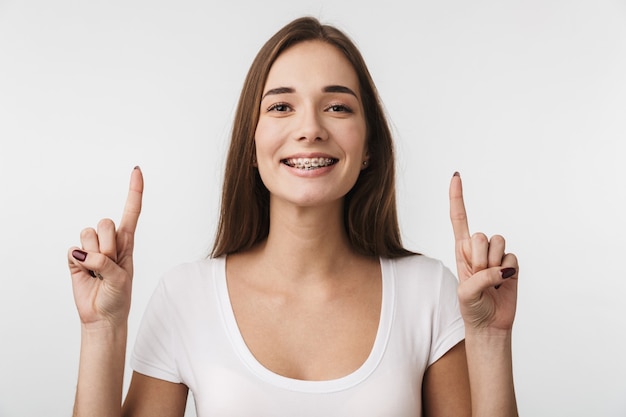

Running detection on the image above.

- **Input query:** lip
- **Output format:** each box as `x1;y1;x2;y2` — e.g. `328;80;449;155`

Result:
279;152;339;177
280;152;338;160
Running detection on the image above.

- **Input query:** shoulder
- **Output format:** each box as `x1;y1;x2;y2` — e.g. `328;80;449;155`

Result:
383;254;453;281
383;254;458;303
156;256;225;298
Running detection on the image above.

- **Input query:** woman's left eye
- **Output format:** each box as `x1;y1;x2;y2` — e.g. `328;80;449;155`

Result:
326;104;353;113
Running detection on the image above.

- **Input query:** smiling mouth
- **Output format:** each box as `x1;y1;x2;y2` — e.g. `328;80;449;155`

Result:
281;157;338;170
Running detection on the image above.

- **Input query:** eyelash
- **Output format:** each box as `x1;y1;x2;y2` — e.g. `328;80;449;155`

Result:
326;103;353;113
266;103;353;113
267;102;292;112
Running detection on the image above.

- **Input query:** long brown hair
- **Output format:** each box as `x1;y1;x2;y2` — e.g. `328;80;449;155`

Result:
211;16;414;258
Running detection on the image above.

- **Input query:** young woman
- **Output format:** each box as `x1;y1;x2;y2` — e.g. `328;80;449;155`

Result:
68;17;519;417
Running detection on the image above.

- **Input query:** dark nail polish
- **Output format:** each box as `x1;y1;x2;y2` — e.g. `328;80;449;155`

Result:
501;267;516;279
495;284;502;290
72;249;87;262
88;270;97;278
453;171;460;177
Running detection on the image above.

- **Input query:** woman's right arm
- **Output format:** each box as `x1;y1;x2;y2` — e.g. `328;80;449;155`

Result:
67;168;186;417
68;167;143;417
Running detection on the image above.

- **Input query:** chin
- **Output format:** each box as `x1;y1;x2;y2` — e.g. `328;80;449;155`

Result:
271;191;345;211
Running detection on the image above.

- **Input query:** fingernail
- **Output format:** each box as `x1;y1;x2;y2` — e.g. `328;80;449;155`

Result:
453;171;460;177
134;165;140;170
501;267;516;279
88;270;97;278
495;284;502;290
72;249;87;262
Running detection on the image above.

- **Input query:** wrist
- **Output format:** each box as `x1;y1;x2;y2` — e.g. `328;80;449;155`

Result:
465;325;513;339
80;320;128;340
75;321;128;417
464;328;514;373
464;329;518;416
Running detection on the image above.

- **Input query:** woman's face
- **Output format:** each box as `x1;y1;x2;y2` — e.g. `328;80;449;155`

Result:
254;40;368;210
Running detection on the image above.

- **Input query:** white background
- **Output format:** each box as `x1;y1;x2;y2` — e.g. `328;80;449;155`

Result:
1;0;625;416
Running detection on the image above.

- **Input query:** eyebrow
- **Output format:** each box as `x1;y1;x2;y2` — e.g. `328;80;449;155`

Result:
261;85;358;100
323;85;358;98
262;87;294;99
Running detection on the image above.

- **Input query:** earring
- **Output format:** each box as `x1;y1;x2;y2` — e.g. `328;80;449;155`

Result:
362;160;368;167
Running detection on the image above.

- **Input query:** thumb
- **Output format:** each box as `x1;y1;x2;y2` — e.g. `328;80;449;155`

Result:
69;248;126;284
458;266;517;300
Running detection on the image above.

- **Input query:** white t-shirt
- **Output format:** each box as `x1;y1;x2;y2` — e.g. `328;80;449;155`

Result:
131;255;464;416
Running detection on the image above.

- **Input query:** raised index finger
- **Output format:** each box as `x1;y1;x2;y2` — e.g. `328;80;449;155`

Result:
449;172;470;242
118;166;144;235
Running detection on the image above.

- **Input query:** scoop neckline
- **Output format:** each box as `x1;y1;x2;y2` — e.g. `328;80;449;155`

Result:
213;256;395;393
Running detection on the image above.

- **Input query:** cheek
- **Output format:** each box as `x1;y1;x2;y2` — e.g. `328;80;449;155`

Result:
342;124;368;157
254;121;273;156
254;122;285;181
254;118;284;152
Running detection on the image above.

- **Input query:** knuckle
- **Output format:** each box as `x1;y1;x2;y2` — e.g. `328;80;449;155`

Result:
119;231;133;246
503;252;519;266
92;253;109;271
490;234;505;245
457;284;472;302
80;227;95;239
471;232;488;244
98;218;116;231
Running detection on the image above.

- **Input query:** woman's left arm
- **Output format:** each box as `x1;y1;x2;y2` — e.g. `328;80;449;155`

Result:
422;340;471;417
448;172;519;417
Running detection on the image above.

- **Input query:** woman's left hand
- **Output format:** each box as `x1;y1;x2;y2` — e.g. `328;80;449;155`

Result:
449;172;518;332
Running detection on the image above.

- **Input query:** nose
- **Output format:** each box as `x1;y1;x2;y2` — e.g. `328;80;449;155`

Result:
296;107;328;142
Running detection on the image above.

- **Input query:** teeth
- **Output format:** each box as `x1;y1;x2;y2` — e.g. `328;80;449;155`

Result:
283;157;337;170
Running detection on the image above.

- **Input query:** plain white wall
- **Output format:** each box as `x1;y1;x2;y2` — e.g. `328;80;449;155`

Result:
1;0;625;416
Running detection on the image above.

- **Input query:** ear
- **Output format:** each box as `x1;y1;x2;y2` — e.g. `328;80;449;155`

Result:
252;141;258;167
361;149;370;170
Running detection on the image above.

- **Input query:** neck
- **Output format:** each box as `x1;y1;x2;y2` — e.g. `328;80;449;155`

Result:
258;198;359;283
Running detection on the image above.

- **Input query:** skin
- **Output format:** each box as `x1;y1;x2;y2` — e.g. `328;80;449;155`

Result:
254;40;369;211
228;41;380;382
68;41;518;417
449;173;519;416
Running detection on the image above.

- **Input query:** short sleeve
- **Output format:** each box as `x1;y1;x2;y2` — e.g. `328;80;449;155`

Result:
427;263;465;366
130;279;182;383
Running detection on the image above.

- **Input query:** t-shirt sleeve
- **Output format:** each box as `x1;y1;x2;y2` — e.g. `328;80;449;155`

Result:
130;278;182;383
427;263;465;366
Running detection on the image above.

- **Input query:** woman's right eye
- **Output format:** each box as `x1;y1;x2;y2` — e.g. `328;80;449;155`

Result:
267;102;292;112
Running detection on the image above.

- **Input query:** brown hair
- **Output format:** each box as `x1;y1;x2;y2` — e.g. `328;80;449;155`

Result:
211;16;414;258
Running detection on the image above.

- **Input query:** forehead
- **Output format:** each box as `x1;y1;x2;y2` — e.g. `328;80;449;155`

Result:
264;40;360;92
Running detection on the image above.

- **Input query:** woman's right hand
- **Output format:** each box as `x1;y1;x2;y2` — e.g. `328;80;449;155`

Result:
67;167;144;328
